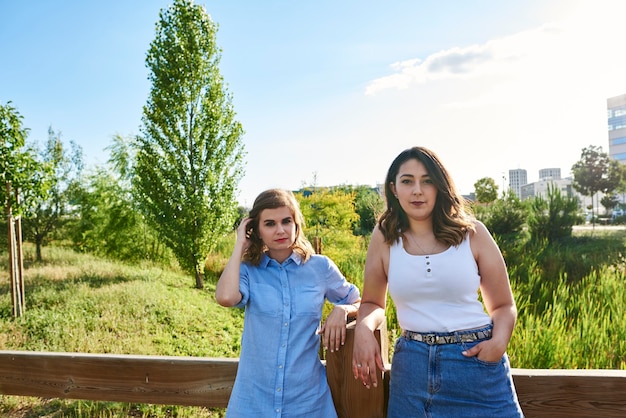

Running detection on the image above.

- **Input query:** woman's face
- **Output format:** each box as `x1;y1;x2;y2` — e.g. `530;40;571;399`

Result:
257;205;297;261
391;158;438;220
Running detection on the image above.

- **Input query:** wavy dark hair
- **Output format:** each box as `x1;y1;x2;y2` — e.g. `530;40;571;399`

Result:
243;189;314;266
378;146;475;246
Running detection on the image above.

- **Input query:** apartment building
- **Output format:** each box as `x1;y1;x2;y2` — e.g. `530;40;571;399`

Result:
608;93;626;164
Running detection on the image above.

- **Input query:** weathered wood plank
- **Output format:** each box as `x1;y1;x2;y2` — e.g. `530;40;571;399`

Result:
0;351;237;408
512;368;626;418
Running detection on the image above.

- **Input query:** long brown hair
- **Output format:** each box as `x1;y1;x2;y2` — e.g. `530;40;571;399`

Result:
378;146;475;246
243;189;314;266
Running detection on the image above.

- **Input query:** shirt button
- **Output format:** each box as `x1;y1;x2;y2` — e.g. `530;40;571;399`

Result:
284;322;288;326
278;364;283;369
277;388;282;392
276;409;280;413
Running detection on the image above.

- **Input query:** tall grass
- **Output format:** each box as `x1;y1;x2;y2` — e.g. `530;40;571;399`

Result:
506;229;626;369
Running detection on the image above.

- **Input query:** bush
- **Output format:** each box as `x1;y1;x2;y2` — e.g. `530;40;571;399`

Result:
527;185;581;242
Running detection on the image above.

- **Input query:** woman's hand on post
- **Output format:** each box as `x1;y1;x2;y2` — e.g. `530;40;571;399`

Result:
320;305;348;353
352;323;385;389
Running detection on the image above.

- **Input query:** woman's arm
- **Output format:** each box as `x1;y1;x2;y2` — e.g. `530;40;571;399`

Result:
215;218;251;307
353;226;389;388
463;220;517;361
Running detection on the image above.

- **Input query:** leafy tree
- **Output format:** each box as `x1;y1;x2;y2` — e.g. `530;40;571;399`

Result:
297;188;359;237
572;145;622;223
68;165;173;264
336;185;384;235
527;184;581;242
22;127;83;261
0;102;49;220
1;101;50;316
474;177;498;204
600;194;619;214
135;0;245;288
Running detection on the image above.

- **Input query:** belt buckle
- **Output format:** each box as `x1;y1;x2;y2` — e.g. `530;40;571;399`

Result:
424;334;437;345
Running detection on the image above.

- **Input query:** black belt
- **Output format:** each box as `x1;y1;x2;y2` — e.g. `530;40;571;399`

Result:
401;328;492;345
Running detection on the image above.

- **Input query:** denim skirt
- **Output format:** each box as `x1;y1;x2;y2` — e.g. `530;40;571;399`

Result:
387;325;524;418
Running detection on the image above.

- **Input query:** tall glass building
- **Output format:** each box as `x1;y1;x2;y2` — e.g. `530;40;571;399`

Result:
608;93;626;164
508;169;527;198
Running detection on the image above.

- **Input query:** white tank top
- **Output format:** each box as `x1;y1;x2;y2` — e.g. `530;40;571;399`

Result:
388;233;491;332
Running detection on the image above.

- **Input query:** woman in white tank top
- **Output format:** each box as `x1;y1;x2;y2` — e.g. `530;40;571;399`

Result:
353;147;524;417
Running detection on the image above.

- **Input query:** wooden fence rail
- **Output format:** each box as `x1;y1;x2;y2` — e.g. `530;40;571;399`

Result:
2;326;626;417
0;350;237;408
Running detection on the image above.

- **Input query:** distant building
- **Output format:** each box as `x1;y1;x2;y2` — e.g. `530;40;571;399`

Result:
608;93;626;164
508;169;527;198
538;168;561;180
520;177;574;201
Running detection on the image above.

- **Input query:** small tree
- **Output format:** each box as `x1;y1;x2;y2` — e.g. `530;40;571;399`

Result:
0;101;50;316
600;194;619;215
572;145;622;224
135;0;245;288
528;184;581;242
474;177;498;204
22;127;83;261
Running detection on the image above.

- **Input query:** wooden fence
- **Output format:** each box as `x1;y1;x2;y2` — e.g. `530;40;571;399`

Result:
1;325;626;417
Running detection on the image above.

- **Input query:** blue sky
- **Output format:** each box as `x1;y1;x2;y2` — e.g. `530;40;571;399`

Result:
2;1;625;206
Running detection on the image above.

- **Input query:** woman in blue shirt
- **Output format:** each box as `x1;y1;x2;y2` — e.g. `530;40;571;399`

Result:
216;188;361;417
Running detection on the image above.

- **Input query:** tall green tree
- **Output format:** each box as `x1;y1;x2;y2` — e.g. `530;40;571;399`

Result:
135;0;245;288
22;127;83;261
474;177;498;204
571;145;622;223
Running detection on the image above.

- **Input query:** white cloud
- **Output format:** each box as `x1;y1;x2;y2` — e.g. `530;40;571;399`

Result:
353;0;626;197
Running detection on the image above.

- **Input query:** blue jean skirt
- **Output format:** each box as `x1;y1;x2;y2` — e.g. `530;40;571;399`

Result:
387;325;524;418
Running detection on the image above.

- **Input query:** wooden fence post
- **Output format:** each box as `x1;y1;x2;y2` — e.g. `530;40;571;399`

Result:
325;321;390;418
6;182;24;317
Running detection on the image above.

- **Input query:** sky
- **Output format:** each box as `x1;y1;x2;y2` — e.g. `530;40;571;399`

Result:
2;0;626;207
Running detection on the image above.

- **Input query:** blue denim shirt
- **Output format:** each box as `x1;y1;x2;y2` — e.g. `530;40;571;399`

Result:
225;252;360;418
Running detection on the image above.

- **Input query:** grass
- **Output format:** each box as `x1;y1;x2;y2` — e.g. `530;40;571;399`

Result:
0;244;241;417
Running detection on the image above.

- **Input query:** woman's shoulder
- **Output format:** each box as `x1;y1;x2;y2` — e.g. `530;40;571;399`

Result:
370;224;393;248
467;219;489;238
308;253;336;267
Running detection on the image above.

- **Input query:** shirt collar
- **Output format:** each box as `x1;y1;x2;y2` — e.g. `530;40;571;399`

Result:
259;251;302;268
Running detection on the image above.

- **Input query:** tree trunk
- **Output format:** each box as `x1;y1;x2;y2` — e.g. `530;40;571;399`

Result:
35;235;43;262
194;269;204;289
